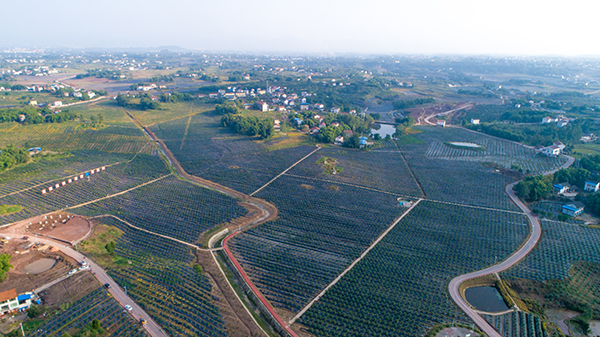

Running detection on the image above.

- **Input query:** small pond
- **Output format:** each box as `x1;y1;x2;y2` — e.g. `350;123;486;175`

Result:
464;286;509;312
371;123;396;138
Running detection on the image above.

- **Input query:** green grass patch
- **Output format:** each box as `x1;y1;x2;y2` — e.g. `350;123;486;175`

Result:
0;204;22;215
573;143;600;158
79;225;127;268
123;101;213;126
261;132;314;151
394;135;424;145
316;156;343;175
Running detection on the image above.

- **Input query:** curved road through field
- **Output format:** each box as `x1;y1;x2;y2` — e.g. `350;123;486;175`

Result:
448;155;574;337
26;237;168;337
125;110;306;337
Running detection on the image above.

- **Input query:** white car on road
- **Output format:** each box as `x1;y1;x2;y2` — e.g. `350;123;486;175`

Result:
124;305;133;311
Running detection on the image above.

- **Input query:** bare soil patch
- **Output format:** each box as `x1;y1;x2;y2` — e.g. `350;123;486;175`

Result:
23;258;56;274
38;272;101;308
0;239;77;294
2;213;91;244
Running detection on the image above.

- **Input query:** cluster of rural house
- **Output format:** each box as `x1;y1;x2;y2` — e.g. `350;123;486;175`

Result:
203;85;338;115
0;289;39;316
542;115;570;128
3;83;100;109
552;181;600;217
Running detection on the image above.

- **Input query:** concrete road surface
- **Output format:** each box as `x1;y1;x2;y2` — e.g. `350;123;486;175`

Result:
26;237;168;337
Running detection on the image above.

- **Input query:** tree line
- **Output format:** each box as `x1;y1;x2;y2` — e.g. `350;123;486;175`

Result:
221;114;274;139
393;97;435;110
116;94;161;111
0;107;77;124
0;145;30;171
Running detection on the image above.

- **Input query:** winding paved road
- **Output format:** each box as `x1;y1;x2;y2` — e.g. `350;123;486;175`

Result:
448;155;574;336
25;237;168;337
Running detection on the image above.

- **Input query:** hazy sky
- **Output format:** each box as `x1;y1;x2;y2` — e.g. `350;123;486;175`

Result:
3;0;599;55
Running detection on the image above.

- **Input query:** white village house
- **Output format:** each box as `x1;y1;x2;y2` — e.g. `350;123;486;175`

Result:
584;181;600;193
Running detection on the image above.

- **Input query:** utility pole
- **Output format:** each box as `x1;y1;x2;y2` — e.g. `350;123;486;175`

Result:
20;322;25;336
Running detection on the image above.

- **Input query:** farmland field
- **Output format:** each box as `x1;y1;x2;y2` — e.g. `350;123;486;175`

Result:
421;127;566;175
483;312;547;337
29;286;147;337
73;175;247;244
287;141;424;197
88;217;228;337
0;122;157;154
295;201;530;336
0;153;170;223
229;174;415;313
151;112;317;194
504;220;600;281
0;150;132;197
397;126;566;211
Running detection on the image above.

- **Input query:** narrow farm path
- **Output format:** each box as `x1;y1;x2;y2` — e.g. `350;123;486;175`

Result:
249;145;322;197
289;199;423;324
64;174;172;211
391;140;426;197
0;161;125;200
0;146;152;201
179;114;193;151
448;154;574;337
90;214;222;252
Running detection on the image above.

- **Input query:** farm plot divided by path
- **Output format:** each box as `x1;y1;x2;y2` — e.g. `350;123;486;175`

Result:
228;174;414;314
95;217;228;337
73;175;247;244
397;127;567;211
419;127;566;174
288;141;423;197
0;154;170;224
29;287;147;337
294;201;530;337
0;150;132;197
150;112;317;194
504;220;600;281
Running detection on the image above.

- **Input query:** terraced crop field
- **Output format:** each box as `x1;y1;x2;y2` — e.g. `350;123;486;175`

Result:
74;175;247;244
29;287;147;337
95;217;227;337
422;127;566;175
295;201;530;336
